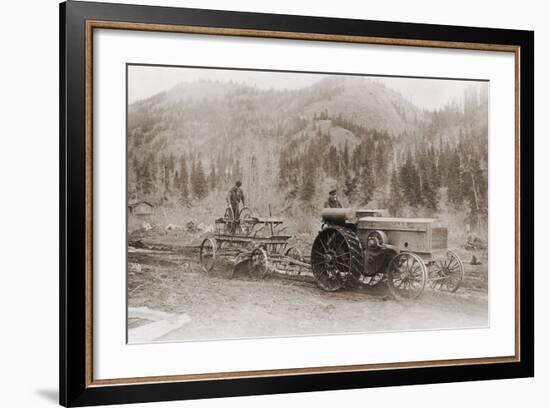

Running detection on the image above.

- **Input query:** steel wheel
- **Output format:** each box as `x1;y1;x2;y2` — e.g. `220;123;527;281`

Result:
310;226;363;291
249;247;269;278
285;246;303;260
284;246;304;275
239;206;252;220
199;238;217;272
238;207;254;235
223;207;235;234
429;250;465;292
387;252;427;300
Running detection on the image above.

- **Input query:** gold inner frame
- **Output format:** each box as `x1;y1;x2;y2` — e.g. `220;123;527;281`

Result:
84;20;521;388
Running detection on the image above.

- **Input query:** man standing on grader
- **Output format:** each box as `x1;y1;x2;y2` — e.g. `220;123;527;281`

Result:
227;180;246;221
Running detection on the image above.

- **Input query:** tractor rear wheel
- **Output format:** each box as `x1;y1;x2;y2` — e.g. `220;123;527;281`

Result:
310;226;363;291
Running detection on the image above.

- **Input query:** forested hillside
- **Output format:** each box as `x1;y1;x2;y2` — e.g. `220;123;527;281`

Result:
128;75;488;236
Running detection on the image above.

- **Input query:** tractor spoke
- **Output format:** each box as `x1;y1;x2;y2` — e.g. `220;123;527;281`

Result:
335;237;347;252
310;227;362;292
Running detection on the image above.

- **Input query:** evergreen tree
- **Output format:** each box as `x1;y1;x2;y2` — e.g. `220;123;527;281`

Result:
463;155;486;227
158;154;167;192
398;151;423;208
410;164;423;207
375;142;387;186
447;150;464;208
343;169;358;202
140;153;155;197
163;162;170;193
130;154;140;186
342;141;350;171
327;146;339;178
420;161;438;211
287;168;300;200
428;146;441;190
277;151;288;189
208;161;217;191
400;152;413;206
359;154;375;206
190;157;196;190
216;153;227;184
192;157;208;200
388;166;402;215
300;160;316;202
178;155;189;204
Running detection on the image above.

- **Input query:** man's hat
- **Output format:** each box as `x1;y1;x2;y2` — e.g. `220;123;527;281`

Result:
236;180;242;187
329;189;337;195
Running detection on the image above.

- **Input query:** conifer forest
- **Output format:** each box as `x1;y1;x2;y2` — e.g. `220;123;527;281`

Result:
127;73;488;240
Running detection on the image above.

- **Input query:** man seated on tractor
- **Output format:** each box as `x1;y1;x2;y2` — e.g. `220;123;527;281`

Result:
227;180;246;221
325;189;342;208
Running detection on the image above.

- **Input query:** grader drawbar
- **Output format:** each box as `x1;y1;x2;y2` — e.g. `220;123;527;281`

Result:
199;207;464;300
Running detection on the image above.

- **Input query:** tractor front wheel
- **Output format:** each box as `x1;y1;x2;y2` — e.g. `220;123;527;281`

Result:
386;252;427;300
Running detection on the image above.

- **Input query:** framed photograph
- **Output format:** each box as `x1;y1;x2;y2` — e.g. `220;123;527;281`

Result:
60;1;534;406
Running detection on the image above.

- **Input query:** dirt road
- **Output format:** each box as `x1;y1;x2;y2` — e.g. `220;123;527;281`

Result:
127;245;488;343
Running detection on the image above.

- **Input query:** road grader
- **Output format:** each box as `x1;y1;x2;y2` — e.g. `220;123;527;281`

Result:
311;208;464;300
199;205;308;278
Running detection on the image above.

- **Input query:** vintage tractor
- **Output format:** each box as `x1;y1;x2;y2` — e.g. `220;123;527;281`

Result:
311;208;464;300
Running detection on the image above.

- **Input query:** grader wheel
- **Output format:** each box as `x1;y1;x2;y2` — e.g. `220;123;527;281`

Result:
249;247;269;278
199;238;217;272
310;226;363;291
285;246;303;260
223;207;235;234
238;207;254;234
283;246;304;275
386;252;428;300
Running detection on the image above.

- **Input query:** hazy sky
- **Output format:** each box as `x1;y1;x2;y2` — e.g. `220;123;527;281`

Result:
128;64;487;110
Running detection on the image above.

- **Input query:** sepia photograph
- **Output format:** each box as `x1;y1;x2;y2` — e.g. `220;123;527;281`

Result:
126;64;489;344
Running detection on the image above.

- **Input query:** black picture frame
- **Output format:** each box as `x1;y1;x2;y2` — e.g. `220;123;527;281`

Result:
60;1;534;406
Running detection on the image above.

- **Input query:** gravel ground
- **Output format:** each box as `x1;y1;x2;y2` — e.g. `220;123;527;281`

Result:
127;234;488;343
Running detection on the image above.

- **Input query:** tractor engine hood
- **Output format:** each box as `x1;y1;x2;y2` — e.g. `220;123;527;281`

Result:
321;208;356;225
